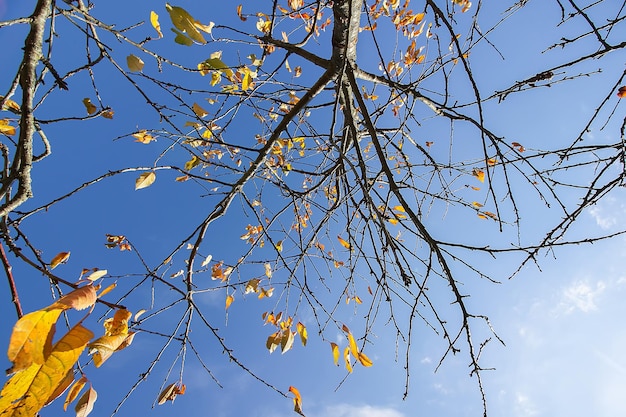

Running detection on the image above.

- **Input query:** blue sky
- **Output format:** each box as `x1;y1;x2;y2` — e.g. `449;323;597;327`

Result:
1;1;625;417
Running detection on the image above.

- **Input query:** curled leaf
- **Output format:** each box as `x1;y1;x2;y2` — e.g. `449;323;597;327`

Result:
50;251;70;269
75;386;97;417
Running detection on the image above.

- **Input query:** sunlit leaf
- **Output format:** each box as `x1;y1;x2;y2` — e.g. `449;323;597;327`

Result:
57;285;98;311
264;263;272;278
258;287;274;299
346;331;359;359
225;294;234;310
472;168;485;183
98;282;117;298
344;347;353;373
236;4;247;21
288;386;305;416
0;96;20;113
82;98;97;115
0;119;16;136
157;383;179;405
134;309;146;320
296;322;307;346
74;386;97;417
0;324;93;417
132;130;156;144
472;202;483;208
135;171;156;190
618;86;626;98
126;54;144;72
44;370;74;406
150;11;163;38
245;278;260;294
172;28;194;46
88;309;132;367
50;251;70;269
357;351;373;367
86;269;107;281
198;57;234;81
337;235;351;250
165;3;209;45
64;376;87;411
280;330;295;354
192;102;208;118
330;342;339;366
102;109;114;119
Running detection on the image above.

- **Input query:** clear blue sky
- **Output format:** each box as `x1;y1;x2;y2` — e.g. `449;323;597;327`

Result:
1;1;625;417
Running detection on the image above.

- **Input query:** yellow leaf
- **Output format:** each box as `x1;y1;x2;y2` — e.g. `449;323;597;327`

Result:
98;282;117;298
357;351;373;367
330;342;340;366
275;240;283;252
337;235;351;250
344;346;353;373
258;287;274;299
296;322;307;346
74;386;97;417
132;130;156;144
472;168;485;183
0;324;93;417
0;119;16;136
346;331;359;359
165;3;208;45
393;205;405;212
86;269;107;281
280;330;295;354
7;308;63;373
135;171;156;190
45;370;74;406
0;97;20;113
185;155;201;171
126;54;144;72
64;376;87;411
88;309;132;367
472;201;483;208
289;386;305;416
150;11;163;38
192;102;208;118
50;251;70;269
266;332;281;353
225;294;234;310
82;98;97;115
198;57;234;81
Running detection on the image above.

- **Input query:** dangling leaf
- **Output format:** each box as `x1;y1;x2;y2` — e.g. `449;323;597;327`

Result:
337;235;351;250
50;251;70;269
296;322;307;346
225;294;234;310
74;386;97;417
330;342;340;366
64;376;88;411
135;171;156;190
150;11;163;38
288;386;305;416
126;55;144;72
82;98;97;115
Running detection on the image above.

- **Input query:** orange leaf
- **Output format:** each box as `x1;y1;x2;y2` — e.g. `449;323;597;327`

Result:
472;168;485;183
288;386;305;416
617;86;626;98
57;285;98;311
337;235;351;250
50;251;70;269
225;294;234;310
64;376;87;410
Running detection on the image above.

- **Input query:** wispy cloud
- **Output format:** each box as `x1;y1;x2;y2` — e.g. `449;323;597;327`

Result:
313;404;405;417
557;279;606;314
588;195;626;230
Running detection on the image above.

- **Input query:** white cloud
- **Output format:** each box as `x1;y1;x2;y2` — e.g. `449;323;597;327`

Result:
514;392;539;417
588;195;626;230
314;404;405;417
557;279;606;314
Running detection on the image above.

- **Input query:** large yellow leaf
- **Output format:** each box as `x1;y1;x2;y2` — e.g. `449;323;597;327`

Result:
165;3;210;45
0;324;93;417
6;308;63;373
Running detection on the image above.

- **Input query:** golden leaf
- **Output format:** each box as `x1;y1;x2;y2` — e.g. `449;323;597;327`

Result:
192;102;208;118
344;346;353;373
64;376;87;411
472;202;483;208
225;294;234;310
0;97;20;113
75;386;97;417
357;351;373;367
0;324;93;417
126;54;144;72
50;251;70;269
280;330;295;354
165;3;209;45
258;287;274;299
98;282;117;298
135;171;156;190
45;370;74;406
472;168;485;183
82;98;97;115
7;308;62;373
337;235;351;250
150;11;163;38
0;119;16;136
296;322;307;346
289;385;305;416
346;331;359;359
330;342;340;366
88;309;132;367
